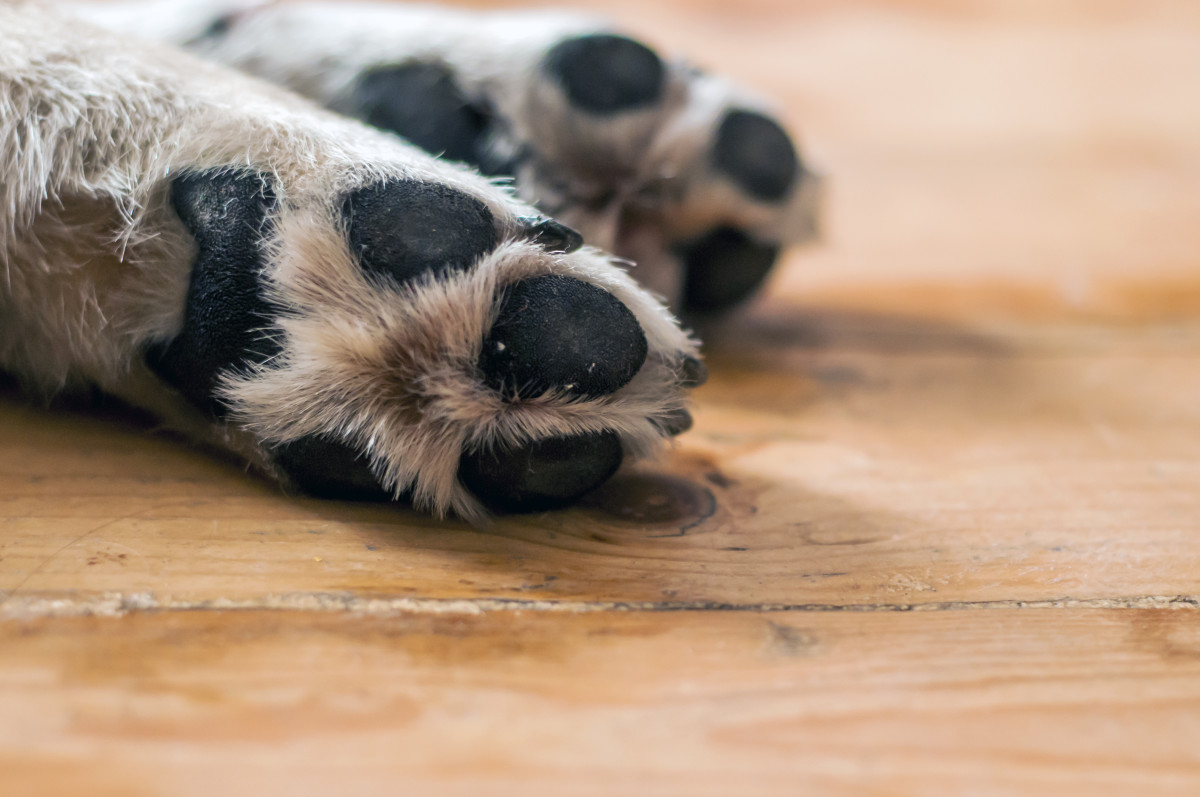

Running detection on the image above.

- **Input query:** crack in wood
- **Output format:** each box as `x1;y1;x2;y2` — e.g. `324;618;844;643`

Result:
1;592;1197;619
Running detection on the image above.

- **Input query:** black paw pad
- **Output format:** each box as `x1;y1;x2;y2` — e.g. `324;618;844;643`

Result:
713;110;798;202
677;227;780;314
479;275;648;399
344;180;497;285
520;216;584;254
273;435;394;502
543;34;665;115
148;170;279;416
354;64;489;166
459;430;623;512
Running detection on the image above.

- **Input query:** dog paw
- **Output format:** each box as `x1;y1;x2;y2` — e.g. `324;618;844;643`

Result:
148;167;700;520
357;29;823;316
369;40;820;310
86;1;823;316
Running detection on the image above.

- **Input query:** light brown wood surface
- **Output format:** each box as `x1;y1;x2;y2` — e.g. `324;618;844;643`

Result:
3;1;1199;794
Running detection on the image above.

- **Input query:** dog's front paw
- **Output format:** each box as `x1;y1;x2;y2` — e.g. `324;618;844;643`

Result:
148;166;700;520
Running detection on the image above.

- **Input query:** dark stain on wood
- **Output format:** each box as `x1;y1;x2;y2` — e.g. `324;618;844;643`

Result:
581;472;718;535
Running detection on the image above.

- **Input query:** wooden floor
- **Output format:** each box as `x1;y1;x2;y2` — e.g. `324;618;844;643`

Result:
4;1;1200;794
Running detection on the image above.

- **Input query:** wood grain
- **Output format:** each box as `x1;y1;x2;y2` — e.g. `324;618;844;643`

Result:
3;0;1200;794
4;609;1200;797
2;320;1198;612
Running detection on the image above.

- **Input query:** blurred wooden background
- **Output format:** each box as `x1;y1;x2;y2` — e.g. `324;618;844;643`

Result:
3;0;1199;794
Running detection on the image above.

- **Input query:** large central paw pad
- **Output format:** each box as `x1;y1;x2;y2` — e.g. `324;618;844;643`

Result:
147;170;280;417
356;64;489;165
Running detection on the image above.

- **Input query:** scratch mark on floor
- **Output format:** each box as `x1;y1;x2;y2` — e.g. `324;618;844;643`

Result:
0;516;127;608
1;591;1196;619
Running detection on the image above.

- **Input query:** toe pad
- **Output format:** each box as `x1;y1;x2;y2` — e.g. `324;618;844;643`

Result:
273;435;393;502
543;34;665;115
459;430;623;512
678;227;779;314
480;275;647;399
343;179;497;285
713;110;798;203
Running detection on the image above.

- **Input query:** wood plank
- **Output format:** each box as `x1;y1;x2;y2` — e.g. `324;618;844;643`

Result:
3;319;1198;611
3;608;1200;797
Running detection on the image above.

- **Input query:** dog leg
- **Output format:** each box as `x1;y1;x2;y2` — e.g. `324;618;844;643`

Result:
1;4;702;521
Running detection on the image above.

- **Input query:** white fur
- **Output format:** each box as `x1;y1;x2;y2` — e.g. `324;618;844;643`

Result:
68;0;823;309
1;2;699;522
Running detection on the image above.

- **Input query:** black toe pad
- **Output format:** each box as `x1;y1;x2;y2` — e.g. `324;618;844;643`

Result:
677;227;780;314
543;34;665;115
459;430;623;512
273;435;394;502
343;179;497;286
479;275;648;399
713;110;798;202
